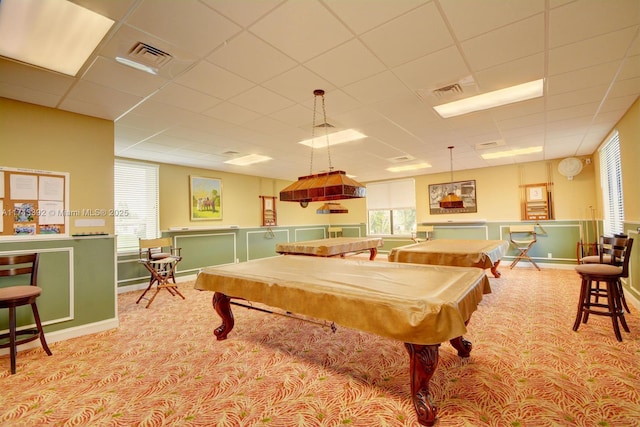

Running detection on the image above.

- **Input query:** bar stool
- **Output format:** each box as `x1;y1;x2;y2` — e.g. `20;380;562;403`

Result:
0;253;52;374
573;237;634;341
579;235;631;314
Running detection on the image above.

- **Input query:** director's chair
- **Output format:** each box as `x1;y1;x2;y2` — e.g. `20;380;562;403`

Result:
411;225;434;243
137;238;185;308
509;225;540;270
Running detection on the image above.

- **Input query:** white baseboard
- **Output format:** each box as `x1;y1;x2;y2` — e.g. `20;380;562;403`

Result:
0;317;119;356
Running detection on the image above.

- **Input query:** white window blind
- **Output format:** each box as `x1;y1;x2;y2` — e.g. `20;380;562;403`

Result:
367;179;415;209
114;160;159;252
599;130;624;236
367;179;416;235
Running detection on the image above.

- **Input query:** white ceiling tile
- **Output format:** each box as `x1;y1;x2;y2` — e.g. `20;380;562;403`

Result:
83;56;167;97
462;15;544;72
249;1;352;62
202;0;284;27
126;0;241;57
324;0;427;34
149;83;222;113
261;66;335;103
550;0;640;48
360;2;453;68
0;58;74;95
207;31;296;83
175;61;254;100
441;0;544;41
343;71;412;105
60;80;142;120
203;101;261;125
548;27;638;75
393;46;471;91
228;85;295;115
304;39;387;87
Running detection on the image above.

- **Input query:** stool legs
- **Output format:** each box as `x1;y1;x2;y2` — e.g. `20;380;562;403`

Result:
6;302;51;374
574;276;629;342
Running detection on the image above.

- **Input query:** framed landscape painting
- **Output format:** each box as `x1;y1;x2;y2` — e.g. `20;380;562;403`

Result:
190;176;222;221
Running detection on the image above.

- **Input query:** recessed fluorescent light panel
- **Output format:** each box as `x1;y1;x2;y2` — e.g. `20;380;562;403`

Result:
224;154;272;166
0;0;114;76
298;129;366;148
481;146;543;159
433;79;544;118
387;163;432;172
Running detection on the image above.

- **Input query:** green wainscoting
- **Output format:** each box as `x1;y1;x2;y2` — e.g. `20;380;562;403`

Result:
0;236;116;338
116;221;599;288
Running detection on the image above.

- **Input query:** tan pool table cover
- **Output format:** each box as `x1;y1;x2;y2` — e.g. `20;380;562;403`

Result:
275;237;383;257
195;256;490;345
388;239;509;269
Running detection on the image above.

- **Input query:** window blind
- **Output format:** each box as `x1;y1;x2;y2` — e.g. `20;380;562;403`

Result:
114;160;159;252
366;178;415;210
599;130;624;236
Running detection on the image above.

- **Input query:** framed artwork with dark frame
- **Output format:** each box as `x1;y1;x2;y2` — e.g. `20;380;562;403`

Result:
429;179;477;214
190;176;222;221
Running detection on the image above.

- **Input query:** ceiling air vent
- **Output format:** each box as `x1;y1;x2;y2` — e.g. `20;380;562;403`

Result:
475;140;506;150
315;122;335;128
127;42;173;68
389;155;416;163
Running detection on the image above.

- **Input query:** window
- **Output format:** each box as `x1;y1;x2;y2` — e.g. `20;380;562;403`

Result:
599;130;624;236
367;179;416;235
114;160;159;252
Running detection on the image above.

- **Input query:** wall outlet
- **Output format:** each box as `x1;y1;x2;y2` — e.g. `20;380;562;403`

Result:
547;253;552;259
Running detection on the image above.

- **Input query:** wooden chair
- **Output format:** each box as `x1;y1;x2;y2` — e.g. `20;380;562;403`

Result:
574;237;634;341
0;253;52;374
328;227;342;238
137;238;184;308
578;235;631;314
139;237;180;284
411;225;434;243
509;225;540;270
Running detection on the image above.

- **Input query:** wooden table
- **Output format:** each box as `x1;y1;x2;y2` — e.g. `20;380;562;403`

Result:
195;255;491;426
388;239;510;278
276;236;383;260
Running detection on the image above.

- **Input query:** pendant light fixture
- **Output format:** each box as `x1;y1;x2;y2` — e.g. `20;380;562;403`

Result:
439;146;464;209
279;89;366;213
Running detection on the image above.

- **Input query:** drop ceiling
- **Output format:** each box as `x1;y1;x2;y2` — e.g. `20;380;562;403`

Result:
1;0;638;183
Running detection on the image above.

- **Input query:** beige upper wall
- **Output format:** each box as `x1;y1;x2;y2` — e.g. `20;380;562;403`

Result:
157;162;354;229
0;98;114;235
3;95;636;233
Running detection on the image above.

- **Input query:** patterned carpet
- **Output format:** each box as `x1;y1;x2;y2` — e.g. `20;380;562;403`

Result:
1;263;639;427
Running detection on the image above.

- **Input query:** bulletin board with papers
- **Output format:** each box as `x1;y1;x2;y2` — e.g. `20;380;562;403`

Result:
0;166;69;237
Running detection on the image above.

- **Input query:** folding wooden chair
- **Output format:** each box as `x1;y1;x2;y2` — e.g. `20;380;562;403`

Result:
137;238;185;308
509;225;540;270
328;227;342;238
411;225;434;243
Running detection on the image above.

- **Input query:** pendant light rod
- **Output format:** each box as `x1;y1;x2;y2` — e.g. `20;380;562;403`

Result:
448;145;454;182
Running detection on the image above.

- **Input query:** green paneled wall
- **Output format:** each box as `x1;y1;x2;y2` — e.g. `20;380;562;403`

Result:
116;221;599;287
0;237;116;333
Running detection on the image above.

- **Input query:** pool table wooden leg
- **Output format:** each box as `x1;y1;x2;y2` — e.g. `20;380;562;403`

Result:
404;343;440;427
369;248;378;260
490;260;502;278
212;292;234;340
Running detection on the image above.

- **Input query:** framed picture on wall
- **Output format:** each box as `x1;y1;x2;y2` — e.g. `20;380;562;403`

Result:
190;176;222;221
428;179;477;214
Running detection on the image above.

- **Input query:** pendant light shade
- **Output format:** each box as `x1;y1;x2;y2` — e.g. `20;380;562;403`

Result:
439;146;464;209
279;90;366;212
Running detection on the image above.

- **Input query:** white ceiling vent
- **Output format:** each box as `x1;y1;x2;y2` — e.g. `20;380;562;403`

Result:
417;76;477;101
389;155;416;163
475;140;506;150
127;42;173;68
